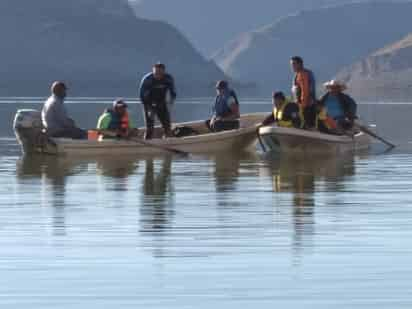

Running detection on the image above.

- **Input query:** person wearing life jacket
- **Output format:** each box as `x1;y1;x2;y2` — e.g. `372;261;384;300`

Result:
206;80;240;132
97;99;133;138
291;56;317;129
317;80;357;135
139;62;176;140
262;91;301;128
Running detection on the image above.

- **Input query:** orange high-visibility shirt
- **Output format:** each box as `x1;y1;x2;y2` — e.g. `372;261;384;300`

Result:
295;70;312;108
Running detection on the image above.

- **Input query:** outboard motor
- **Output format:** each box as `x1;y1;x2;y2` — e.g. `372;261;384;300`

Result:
13;109;45;154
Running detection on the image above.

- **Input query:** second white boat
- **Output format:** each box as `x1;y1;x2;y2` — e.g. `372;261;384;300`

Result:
258;125;371;155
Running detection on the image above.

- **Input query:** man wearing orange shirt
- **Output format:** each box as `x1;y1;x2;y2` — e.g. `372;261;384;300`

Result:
291;56;317;129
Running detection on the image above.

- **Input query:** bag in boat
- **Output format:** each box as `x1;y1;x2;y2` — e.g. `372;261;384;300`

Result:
172;126;199;138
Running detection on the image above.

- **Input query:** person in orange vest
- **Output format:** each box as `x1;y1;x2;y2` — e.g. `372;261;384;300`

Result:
97;99;134;138
290;56;317;129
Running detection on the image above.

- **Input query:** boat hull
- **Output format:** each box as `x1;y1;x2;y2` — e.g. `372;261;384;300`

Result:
259;126;371;155
15;112;267;156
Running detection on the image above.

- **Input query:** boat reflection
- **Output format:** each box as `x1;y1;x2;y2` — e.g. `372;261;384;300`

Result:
138;157;175;258
260;153;357;260
140;157;174;231
16;155;141;236
16;155;89;236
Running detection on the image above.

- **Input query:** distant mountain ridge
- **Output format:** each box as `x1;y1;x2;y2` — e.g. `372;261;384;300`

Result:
336;33;412;101
131;0;356;56
212;2;412;97
0;0;225;97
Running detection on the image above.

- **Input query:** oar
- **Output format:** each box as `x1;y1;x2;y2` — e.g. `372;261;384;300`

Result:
131;137;189;156
354;121;396;149
95;130;189;156
256;124;267;153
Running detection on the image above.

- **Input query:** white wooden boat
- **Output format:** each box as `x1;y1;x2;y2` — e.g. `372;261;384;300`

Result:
14;109;266;156
258;125;371;155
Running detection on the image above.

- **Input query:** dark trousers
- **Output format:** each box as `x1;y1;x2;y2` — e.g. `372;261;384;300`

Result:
49;127;87;139
302;104;316;129
143;102;172;140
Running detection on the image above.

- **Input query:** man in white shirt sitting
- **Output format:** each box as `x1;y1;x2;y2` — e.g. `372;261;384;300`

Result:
42;81;86;139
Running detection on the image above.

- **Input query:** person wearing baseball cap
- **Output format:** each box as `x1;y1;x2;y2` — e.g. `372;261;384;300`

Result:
41;81;87;139
138;62;176;139
97;99;134;138
206;80;240;132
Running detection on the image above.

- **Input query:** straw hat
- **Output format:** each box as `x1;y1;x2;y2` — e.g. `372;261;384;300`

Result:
323;79;347;91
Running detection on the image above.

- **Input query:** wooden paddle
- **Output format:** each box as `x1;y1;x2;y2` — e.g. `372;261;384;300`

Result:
354;121;396;149
94;130;189;156
256;124;267;153
131;137;189;156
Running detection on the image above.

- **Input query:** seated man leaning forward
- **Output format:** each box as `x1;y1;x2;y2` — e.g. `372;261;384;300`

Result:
207;80;240;132
97;99;135;138
42;81;87;139
262;91;301;128
317;80;358;135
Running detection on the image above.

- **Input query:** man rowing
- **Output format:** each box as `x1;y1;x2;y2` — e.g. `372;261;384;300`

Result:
97;99;135;138
139;63;176;140
317;80;357;134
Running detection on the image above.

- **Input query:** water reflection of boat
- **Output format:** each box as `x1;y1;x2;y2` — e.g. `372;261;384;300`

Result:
260;153;357;258
17;155;141;180
140;157;174;232
261;152;356;191
259;125;371;155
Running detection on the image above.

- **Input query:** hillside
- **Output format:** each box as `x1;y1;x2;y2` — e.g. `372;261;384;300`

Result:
131;0;350;56
336;33;412;101
0;0;225;97
212;2;412;96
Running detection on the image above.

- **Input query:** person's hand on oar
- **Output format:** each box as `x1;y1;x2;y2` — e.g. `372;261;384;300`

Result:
354;120;396;149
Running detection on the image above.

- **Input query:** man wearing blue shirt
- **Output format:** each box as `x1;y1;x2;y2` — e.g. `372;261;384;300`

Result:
139;63;176;140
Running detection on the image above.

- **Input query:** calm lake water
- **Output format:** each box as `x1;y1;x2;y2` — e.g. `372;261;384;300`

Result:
1;98;412;308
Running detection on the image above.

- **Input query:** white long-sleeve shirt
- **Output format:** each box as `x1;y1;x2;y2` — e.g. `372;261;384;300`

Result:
41;95;73;131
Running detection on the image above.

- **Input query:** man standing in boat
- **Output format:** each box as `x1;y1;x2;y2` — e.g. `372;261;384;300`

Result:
139;63;176;140
207;80;240;132
290;56;317;129
41;81;87;139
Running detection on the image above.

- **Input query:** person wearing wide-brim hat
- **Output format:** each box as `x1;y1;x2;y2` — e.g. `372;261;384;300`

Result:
317;80;358;134
323;79;348;91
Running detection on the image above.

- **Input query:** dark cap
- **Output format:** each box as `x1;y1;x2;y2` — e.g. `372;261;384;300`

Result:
51;81;68;92
216;80;228;90
272;91;286;100
153;62;166;70
113;99;128;108
291;56;303;65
